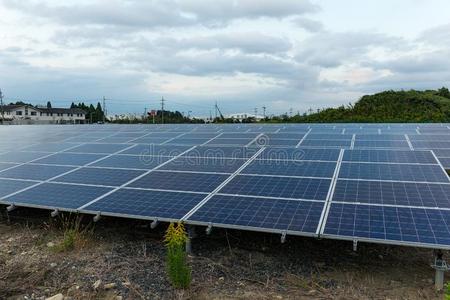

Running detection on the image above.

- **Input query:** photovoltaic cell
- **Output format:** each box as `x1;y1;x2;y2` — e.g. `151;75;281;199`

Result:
249;139;299;147
66;143;132;154
339;162;449;183
4;183;112;209
21;143;81;152
300;140;351;147
0;162;18;171
0;151;51;163
333;179;450;208
219;175;331;200
187;195;324;233
206;138;254;146
83;189;205;219
182;146;258;159
32;153;106;166
323;203;450;246
258;148;340;161
90;155;169;169
121;144;191;156
0;179;36;198
160;157;245;173
353;140;410;149
54;167;145;186
127;171;228;192
343;149;437;164
412;141;450;149
242;160;336;178
0;164;74;181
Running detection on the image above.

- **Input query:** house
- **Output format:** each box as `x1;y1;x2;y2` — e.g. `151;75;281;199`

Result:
0;104;86;124
226;113;263;122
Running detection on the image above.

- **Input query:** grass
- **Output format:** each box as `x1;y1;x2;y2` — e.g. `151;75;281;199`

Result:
53;214;93;253
164;222;191;289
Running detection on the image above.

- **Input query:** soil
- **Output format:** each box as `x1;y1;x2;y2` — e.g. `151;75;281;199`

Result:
0;206;446;299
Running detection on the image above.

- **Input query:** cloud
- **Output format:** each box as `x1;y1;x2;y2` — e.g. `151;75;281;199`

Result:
292;17;323;32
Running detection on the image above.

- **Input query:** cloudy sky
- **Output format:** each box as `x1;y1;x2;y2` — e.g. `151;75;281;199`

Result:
1;0;450;117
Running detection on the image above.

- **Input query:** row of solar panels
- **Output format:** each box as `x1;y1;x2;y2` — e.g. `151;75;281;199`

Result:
1;138;450;249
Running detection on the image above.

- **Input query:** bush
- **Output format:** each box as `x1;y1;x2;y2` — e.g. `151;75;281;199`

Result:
53;214;92;252
164;222;191;289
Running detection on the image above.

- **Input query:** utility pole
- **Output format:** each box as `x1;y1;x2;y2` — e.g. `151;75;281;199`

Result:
262;106;266;119
214;101;218;120
0;88;4;123
144;107;147;123
161;97;165;124
254;107;258;118
102;96;106;123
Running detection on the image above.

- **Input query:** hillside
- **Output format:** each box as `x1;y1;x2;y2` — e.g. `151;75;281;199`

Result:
287;87;450;123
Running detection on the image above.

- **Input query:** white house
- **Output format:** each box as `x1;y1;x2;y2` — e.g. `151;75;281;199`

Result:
226;113;263;122
1;105;86;124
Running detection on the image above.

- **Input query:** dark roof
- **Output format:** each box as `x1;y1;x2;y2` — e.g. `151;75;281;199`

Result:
1;105;86;114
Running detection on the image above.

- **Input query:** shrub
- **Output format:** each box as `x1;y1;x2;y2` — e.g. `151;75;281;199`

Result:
164;222;191;289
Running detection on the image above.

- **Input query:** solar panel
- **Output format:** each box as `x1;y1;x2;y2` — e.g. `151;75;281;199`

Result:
339;162;449;183
127;171;228;193
54;167;145;186
333;179;450;208
0;151;52;163
33;153;106;166
187;195;324;234
353;140;410;149
300;140;351;147
249;139;299;147
90;155;170;170
0;179;36;197
241;160;337;178
182;146;258;159
257;148;340;161
219;175;331;200
322;203;450;246
343;149;437;164
0;162;18;171
3;183;112;209
0;164;75;181
66;143;132;154
206;138;254;146
82;189;206;220
160;157;245;173
121;144;191;156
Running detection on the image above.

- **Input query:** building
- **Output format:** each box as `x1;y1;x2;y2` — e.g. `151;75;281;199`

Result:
226;113;263;122
0;104;86;124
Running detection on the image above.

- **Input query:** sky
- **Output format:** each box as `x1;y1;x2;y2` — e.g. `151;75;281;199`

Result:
0;0;450;117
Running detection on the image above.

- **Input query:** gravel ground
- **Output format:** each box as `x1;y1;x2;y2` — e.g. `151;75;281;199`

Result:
0;206;446;299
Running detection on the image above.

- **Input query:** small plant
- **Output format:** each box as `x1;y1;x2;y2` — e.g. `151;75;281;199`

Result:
53;214;92;252
445;282;450;300
164;222;191;289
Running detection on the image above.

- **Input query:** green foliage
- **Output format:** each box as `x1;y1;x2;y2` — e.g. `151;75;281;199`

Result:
164;222;191;289
53;214;93;253
445;282;450;300
264;88;450;123
71;102;106;123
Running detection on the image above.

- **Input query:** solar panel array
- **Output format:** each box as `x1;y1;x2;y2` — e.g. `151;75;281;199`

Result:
1;123;450;249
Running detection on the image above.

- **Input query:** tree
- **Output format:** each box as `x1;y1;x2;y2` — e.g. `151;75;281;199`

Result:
47;101;52;108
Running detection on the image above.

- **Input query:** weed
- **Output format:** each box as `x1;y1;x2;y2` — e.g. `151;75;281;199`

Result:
53;214;93;253
164;222;191;289
445;282;450;300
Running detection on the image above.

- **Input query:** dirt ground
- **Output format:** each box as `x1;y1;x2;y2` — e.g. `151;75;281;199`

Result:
0;207;446;300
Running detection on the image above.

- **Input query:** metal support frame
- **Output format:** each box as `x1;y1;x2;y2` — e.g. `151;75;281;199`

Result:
353;240;358;252
93;213;101;222
6;204;16;212
185;225;196;254
206;223;213;235
431;250;450;290
150;219;159;229
51;209;59;218
281;231;287;244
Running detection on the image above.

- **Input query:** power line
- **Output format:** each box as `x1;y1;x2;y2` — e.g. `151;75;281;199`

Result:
262;106;266;119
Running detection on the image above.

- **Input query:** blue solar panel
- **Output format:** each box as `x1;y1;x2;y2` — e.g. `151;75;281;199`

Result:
339;162;449;183
300;140;351;147
355;134;406;141
121;144;191;156
67;143;132;154
242;160;336;178
182;146;258;159
264;133;305;139
4;183;112;209
130;137;171;144
249;139;299;147
206;138;254;146
187;195;324;233
54;167;144;186
66;137;103;143
333;180;450;208
90;155;169;169
21;143;81;152
307;134;353;140
166;138;210;145
412;141;450;149
0;162;17;171
0;164;74;180
0;151;51;163
83;189;205;219
0;179;36;197
323;203;450;246
432;149;450;157
219;133;258;139
438;157;450;169
97;137;136;143
219;175;331;200
160;157;245;173
127;171;228;192
343;150;437;164
408;135;450;141
353;140;410;149
33;153;106;166
257;148;340;161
